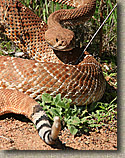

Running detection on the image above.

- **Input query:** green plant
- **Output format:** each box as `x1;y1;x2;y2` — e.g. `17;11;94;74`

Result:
40;93;81;135
39;93;117;135
87;97;117;127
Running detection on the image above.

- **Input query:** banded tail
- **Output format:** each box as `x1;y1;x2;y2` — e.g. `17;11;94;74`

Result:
0;89;61;145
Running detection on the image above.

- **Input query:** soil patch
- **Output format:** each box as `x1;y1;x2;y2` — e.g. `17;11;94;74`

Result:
0;114;117;150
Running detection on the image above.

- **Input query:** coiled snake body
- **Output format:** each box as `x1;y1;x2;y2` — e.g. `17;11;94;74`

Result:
0;0;106;145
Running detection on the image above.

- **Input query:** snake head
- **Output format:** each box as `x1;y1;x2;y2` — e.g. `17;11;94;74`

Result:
45;27;75;51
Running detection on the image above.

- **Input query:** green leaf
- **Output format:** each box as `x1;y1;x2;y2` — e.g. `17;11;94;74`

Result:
67;117;80;126
63;97;72;109
68;125;78;135
51;108;60;116
63;97;72;104
42;93;52;103
57;100;65;108
81;116;90;123
81;109;88;117
54;93;62;103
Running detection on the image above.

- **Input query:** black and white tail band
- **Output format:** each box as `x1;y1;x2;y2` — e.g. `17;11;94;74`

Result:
31;105;61;144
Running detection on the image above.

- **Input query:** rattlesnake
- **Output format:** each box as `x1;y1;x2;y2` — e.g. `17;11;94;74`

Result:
0;0;106;145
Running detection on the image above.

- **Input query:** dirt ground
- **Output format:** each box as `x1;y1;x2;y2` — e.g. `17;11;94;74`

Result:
0;114;117;150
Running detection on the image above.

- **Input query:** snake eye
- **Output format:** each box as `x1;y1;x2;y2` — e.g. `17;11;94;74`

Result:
56;38;58;42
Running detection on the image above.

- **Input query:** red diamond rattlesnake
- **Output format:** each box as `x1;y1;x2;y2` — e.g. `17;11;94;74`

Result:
0;0;106;145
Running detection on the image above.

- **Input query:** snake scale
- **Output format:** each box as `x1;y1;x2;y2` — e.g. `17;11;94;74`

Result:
0;0;106;145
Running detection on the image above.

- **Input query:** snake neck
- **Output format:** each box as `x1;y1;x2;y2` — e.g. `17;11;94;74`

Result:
45;0;96;51
47;0;96;28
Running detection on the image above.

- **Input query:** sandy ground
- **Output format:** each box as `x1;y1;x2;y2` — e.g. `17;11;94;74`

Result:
0;114;117;150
